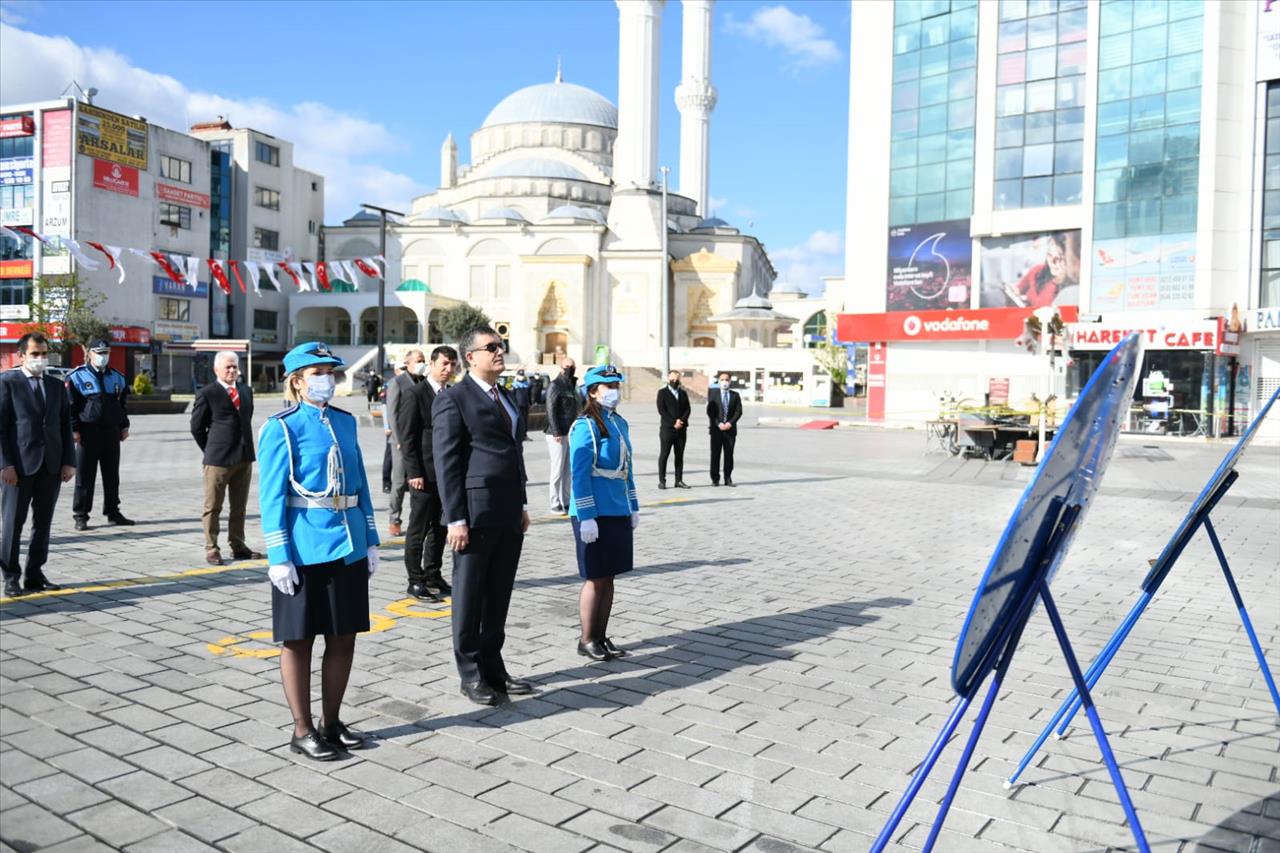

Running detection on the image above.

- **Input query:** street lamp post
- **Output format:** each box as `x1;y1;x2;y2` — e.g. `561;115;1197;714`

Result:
360;202;404;380
660;166;670;376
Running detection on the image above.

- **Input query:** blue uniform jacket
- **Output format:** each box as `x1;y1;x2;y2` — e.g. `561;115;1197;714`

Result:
568;411;639;521
257;402;379;566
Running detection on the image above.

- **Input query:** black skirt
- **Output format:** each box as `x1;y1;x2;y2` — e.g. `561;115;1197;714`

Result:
271;557;370;643
572;516;634;580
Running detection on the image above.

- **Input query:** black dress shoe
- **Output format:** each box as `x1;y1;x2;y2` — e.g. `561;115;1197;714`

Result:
712;481;721;487
73;519;88;531
724;478;735;487
319;720;371;750
107;514;135;526
460;681;500;706
675;481;691;489
658;481;667;490
24;577;61;592
3;579;23;598
601;637;627;657
577;639;614;661
406;583;442;602
423;574;452;596
491;677;535;695
289;728;340;761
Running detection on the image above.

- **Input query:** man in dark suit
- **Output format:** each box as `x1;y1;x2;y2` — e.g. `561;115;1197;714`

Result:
656;369;692;490
385;350;424;537
707;370;743;487
190;351;262;566
0;332;76;597
433;325;533;705
399;344;458;601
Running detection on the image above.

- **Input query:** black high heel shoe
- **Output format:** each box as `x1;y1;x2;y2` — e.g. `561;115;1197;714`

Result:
577;639;614;661
290;728;340;761
319;719;371;751
601;637;627;657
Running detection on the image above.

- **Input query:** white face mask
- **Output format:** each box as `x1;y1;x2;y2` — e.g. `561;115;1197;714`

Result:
412;362;427;376
305;374;336;403
599;388;620;409
25;356;48;375
91;353;110;368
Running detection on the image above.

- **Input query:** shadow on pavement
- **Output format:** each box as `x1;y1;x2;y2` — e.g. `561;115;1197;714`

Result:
0;567;265;621
368;596;912;739
1194;790;1280;852
515;557;752;590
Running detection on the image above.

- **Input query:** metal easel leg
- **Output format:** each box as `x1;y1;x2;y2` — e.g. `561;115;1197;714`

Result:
1204;517;1280;715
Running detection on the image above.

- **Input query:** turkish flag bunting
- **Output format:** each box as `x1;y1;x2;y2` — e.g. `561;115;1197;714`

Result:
11;225;48;244
315;261;332;291
85;243;126;285
277;261;305;291
353;258;381;279
56;238;101;271
228;260;248;294
150;252;186;285
208;259;233;295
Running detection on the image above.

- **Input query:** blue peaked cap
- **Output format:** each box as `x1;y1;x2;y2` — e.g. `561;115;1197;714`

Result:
582;364;625;389
284;341;345;374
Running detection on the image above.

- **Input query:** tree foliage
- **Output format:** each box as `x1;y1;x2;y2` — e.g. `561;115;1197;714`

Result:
435;303;492;343
809;340;848;387
27;273;111;361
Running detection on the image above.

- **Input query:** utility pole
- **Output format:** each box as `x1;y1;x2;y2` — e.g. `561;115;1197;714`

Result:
660;166;670;376
360;202;404;381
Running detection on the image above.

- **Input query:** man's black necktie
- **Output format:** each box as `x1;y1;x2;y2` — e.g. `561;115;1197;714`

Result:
31;378;45;413
490;386;514;438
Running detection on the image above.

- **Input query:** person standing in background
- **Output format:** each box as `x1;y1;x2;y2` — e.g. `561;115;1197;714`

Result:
656;369;691;490
385;350;425;536
544;358;579;514
707;370;742;487
511;369;532;442
66;338;134;530
0;332;76;597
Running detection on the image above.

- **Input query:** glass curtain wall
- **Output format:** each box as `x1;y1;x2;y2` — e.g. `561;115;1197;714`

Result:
889;0;979;226
993;0;1087;209
1261;83;1280;308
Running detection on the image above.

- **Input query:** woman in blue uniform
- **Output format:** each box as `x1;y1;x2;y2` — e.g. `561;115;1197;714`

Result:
569;365;639;661
258;342;380;761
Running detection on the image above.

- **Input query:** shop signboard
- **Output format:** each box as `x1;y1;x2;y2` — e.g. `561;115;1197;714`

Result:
1090;233;1196;311
110;326;151;346
1255;306;1280;332
988;377;1011;406
1;207;34;227
0;259;34;278
42;110;72;168
156;183;210;209
0;305;31;320
153;320;200;342
0;321;63;341
92;159;139;196
1216;317;1241;357
1068;319;1219;351
77;103;148;170
0;116;35;138
1260;0;1280;81
837;305;1080;343
887;219;972;311
978;230;1081;308
867;342;887;420
0;156;34;186
153;275;208;298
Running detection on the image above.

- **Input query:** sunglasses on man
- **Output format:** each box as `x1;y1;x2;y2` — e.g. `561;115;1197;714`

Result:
469;342;504;354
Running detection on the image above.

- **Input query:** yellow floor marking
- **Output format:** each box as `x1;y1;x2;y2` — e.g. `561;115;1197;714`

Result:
207;629;280;659
384;597;453;619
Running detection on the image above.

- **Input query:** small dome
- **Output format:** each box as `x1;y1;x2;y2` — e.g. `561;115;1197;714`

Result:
484;158;591;181
735;292;773;309
770;280;805;295
343;210;381;226
477;207;529;223
412;207;466;224
542;205;606;225
693;217;734;231
482;80;618;129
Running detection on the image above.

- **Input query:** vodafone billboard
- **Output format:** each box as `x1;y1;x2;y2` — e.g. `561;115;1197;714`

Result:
836;305;1079;342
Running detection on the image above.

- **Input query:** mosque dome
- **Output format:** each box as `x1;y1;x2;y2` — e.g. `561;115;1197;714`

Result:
411;207;467;224
477;207;530;223
542;205;607;225
485;158;591;181
343;209;381;226
692;217;734;231
482;80;618;129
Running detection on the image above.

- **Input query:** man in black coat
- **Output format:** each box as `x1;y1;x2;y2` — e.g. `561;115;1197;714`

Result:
190;351;262;566
707;370;743;487
656;369;692;490
543;357;579;513
0;332;76;597
399;345;458;601
433;326;533;706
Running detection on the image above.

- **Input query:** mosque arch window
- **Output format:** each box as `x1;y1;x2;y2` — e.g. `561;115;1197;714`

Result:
469;265;488;301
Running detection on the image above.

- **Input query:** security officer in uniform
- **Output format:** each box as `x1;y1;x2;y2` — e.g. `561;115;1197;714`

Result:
511;369;532;441
66;339;134;530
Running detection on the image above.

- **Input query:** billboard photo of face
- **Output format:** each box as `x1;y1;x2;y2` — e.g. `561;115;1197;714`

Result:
886;220;972;311
979;230;1081;309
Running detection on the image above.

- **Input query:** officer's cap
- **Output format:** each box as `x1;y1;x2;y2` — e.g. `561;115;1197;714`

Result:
582;364;625;389
283;341;345;374
88;338;112;353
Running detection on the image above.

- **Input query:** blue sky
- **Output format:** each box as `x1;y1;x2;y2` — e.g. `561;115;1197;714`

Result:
0;0;850;291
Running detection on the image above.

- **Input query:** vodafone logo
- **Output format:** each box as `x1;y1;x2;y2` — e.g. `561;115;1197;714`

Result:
901;314;989;337
903;315;922;336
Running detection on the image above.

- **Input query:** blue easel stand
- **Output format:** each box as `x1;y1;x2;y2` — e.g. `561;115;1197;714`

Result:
1007;469;1280;787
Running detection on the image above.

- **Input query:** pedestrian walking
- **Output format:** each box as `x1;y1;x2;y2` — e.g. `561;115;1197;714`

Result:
398;345;458;601
656;369;691;490
258;342;379;761
544;357;580;513
708;370;742;486
66;338;134;529
433;325;534;705
0;332;76;597
385;350;425;536
190;351;263;566
569;365;639;661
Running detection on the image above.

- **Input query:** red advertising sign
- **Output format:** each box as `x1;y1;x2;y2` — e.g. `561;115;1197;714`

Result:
1216;316;1241;357
0;321;64;341
92;159;139;196
867;342;887;421
109;325;151;346
0;259;34;279
1068;321;1217;351
837;305;1080;343
41;110;72;168
156;183;210;209
0;116;35;138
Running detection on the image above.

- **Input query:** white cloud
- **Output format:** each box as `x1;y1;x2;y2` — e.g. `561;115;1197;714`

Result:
0;3;28;25
725;5;841;69
0;23;424;221
770;229;842;295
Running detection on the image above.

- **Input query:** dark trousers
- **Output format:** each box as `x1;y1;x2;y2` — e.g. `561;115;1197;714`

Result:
658;427;687;482
710;429;736;483
381;437;393;491
1;470;61;582
73;428;121;521
404;485;447;586
451;525;523;685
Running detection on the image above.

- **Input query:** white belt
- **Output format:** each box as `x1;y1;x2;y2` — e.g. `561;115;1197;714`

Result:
287;495;360;510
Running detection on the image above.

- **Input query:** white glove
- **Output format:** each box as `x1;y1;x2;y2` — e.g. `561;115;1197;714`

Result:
268;562;299;595
579;518;599;544
631;512;640;530
367;546;379;577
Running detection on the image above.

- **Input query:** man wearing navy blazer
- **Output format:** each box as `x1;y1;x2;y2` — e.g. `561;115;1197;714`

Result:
0;332;76;597
707;370;743;486
432;325;533;705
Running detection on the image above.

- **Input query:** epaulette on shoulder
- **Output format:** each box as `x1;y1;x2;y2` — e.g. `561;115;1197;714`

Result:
269;405;300;420
326;404;352;418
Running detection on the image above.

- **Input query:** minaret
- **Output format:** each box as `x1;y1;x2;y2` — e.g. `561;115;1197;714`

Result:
613;0;664;191
675;0;716;217
440;133;457;189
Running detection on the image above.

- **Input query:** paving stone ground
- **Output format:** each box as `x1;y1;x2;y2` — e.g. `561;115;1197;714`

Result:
1;398;1277;853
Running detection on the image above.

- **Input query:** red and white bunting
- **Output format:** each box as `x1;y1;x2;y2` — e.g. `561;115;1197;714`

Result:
241;261;263;295
208;259;232;295
228;260;248;295
130;249;185;285
55;237;100;271
276;261;305;291
341;259;363;289
261;261;283;291
288;262;309;292
85;242;125;284
182;256;200;291
353;257;381;279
